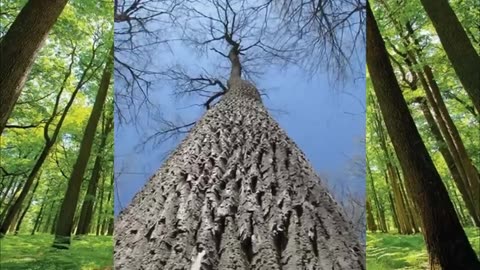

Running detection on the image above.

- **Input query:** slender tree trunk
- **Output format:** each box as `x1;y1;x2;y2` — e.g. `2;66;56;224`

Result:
76;115;113;235
394;166;420;233
418;98;480;226
380;0;480;227
419;0;480;113
0;0;69;134
0;180;23;225
366;157;388;232
0;51;85;236
14;178;40;234
0;176;16;209
43;201;56;233
367;3;480;268
8;212;20;233
106;217;113;236
115;46;364;269
0;148;49;236
31;190;49;235
101;173;114;236
366;199;377;232
422;66;480;217
53;46;113;248
96;174;106;236
51;209;59;234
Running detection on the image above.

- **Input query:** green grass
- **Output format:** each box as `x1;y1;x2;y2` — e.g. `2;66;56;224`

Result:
0;234;113;270
367;227;480;269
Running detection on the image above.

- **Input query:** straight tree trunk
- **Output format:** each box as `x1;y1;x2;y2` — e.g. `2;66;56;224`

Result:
0;50;89;236
0;176;16;209
419;0;480;113
114;46;365;269
0;0;69;134
418;98;480;226
96;174;106;236
43;201;56;233
14;178;40;234
31;189;49;235
106;217;113;236
101;173;114;236
366;157;388;232
0;180;22;224
76;115;113;235
53;46;113;248
379;0;480;227
366;199;377;232
366;3;480;269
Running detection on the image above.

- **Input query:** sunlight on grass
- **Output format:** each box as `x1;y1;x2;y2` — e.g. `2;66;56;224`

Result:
0;234;112;270
367;227;480;269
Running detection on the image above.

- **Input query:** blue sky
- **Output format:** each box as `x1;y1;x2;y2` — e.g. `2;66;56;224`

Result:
114;62;365;215
114;3;366;216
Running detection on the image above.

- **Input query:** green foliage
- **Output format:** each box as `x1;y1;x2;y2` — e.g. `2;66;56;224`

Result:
0;0;114;253
0;234;113;269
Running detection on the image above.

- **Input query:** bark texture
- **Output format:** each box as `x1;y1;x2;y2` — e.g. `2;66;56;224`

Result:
0;0;68;134
114;79;364;269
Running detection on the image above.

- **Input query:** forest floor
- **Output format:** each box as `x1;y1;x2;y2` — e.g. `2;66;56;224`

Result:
367;227;480;269
0;234;113;270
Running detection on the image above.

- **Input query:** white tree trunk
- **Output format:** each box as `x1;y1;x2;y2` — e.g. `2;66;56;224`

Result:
115;79;365;269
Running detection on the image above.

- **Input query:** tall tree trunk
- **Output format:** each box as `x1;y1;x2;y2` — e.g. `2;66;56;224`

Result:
106;217;113;236
0;180;22;224
53;46;113;248
96;174;106;236
0;50;89;236
418;98;480;226
379;0;480;227
0;0;69;134
0;176;16;209
31;189;49;235
366;199;378;232
366;157;388;232
366;3;480;269
43;201;56;233
14;178;40;234
115;45;364;269
421;66;480;218
76;115;113;235
101;173;114;236
419;0;480;113
371;94;412;233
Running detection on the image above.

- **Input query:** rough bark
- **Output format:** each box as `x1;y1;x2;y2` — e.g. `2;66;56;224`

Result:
115;80;364;269
53;46;113;248
419;0;480;113
0;0;69;134
367;3;480;269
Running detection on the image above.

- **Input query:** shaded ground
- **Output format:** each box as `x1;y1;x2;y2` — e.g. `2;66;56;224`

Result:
367;227;480;269
0;234;112;270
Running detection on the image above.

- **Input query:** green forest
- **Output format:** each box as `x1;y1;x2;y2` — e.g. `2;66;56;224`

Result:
366;0;480;269
0;1;113;269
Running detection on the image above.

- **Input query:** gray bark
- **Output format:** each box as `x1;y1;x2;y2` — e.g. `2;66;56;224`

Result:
114;79;364;269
